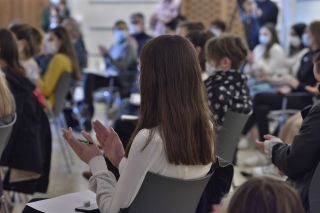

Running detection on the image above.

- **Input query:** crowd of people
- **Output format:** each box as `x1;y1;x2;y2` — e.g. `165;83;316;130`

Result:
0;0;319;212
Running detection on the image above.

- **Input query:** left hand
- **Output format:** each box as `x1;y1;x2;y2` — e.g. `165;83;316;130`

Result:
305;85;320;95
255;134;280;153
283;75;300;89
278;85;292;95
62;128;102;164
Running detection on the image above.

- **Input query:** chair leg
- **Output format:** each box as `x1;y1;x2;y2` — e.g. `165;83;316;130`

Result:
58;114;75;165
53;118;72;173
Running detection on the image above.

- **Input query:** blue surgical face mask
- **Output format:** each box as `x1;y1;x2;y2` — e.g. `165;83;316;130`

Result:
129;24;142;34
302;33;309;46
259;34;270;45
114;30;129;42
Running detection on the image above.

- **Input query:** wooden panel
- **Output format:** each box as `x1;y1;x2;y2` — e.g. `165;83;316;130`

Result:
0;0;49;29
181;0;245;39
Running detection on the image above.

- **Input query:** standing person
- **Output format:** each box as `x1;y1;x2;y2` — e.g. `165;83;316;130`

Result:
129;13;153;55
205;35;252;126
10;24;43;83
63;35;216;213
150;0;181;36
62;18;88;70
255;0;279;27
82;21;138;130
41;0;70;32
38;26;82;107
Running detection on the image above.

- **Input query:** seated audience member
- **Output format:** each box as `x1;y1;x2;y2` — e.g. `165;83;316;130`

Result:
286;23;309;76
0;29;51;194
63;35;216;213
186;31;214;80
62;18;88;71
129;13;152;55
38;26;82;107
209;19;226;37
176;21;205;37
82;20;138;130
41;0;70;32
246;23;288;95
205;35;252;125
219;177;305;213
10;24;43;83
255;51;320;211
242;21;320;141
0;70;15;125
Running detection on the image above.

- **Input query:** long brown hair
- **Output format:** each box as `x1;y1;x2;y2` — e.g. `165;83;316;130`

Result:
227;177;305;213
10;24;43;59
50;27;82;80
0;70;15;117
0;29;25;76
262;23;279;59
125;35;216;165
309;21;320;49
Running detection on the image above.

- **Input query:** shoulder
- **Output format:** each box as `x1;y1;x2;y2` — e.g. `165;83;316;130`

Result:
131;128;162;152
271;44;285;53
52;54;71;63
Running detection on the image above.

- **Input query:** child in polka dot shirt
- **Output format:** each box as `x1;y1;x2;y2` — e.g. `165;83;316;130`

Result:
205;35;252;125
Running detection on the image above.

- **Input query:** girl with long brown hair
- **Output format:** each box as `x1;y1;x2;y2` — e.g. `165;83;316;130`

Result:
38;26;81;106
63;35;216;213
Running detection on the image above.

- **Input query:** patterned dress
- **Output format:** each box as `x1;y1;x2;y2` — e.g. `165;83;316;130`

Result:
205;69;252;125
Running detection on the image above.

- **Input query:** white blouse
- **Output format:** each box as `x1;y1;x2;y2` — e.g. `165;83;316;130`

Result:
250;43;288;78
88;129;212;213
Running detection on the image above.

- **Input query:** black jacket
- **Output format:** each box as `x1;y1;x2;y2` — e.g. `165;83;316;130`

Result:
0;68;52;194
272;101;320;210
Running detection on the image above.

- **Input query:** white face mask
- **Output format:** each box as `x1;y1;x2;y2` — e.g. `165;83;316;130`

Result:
210;27;222;37
206;61;217;75
46;41;58;54
289;35;301;47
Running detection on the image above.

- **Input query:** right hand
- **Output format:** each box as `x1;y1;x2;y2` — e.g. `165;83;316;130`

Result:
92;120;125;168
305;85;320;95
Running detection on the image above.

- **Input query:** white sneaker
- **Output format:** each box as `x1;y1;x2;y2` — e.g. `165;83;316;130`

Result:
252;164;287;181
241;154;268;167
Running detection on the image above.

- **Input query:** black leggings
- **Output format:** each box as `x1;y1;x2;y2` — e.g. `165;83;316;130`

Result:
242;92;312;140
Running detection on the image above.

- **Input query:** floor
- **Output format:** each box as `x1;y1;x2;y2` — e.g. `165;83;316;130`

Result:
12;102;259;212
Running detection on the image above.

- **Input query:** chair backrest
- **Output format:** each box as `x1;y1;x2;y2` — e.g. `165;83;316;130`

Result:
0;113;17;157
309;162;320;213
52;72;72;117
121;172;212;213
217;111;250;163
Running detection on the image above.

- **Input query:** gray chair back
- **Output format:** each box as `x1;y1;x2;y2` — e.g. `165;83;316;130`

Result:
121;172;212;213
0;113;17;157
52;72;72;117
217;111;250;163
309;162;320;213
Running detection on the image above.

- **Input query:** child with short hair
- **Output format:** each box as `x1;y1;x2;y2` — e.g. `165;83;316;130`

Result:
205;35;252;125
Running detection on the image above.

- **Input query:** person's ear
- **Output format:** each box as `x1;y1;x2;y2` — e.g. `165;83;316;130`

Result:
221;57;231;69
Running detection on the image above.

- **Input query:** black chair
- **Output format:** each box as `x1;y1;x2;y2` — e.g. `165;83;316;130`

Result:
217;111;251;163
120;172;213;213
309;162;320;213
